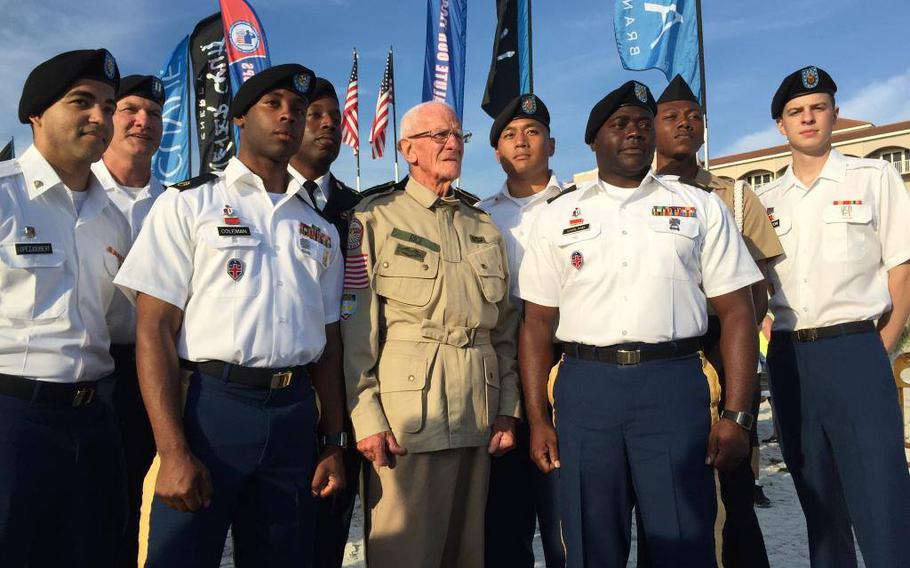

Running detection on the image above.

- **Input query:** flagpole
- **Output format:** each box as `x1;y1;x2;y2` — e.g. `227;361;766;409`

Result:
695;0;709;169
390;46;400;183
185;44;194;176
354;48;362;191
527;0;534;94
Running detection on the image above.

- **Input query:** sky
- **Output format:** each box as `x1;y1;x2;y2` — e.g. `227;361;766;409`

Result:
1;0;908;199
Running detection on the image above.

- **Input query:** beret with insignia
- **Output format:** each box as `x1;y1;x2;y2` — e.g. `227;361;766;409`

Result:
657;74;699;106
489;94;550;147
309;77;338;103
229;63;316;119
771;65;836;119
585;80;656;144
117;74;165;106
19;49;121;124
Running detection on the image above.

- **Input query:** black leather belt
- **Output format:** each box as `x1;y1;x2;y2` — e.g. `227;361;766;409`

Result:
563;337;702;365
773;320;875;343
180;359;304;390
0;373;99;407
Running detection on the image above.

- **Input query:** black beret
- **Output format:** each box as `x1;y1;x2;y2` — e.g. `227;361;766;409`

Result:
19;49;120;124
657;74;699;105
585;81;656;144
117;74;164;106
771;66;836;119
229;63;316;119
489;94;550;147
310;77;338;103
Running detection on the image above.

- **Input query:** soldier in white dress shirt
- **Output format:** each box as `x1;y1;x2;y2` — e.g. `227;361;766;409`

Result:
91;73;165;567
478;93;565;568
114;64;347;567
0;48;130;568
518;81;763;567
759;65;910;568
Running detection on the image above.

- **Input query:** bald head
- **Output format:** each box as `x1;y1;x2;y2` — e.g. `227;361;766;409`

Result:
399;101;458;140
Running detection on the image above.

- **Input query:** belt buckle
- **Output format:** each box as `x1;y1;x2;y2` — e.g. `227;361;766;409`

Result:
797;328;818;342
72;387;94;407
270;371;294;389
615;349;641;366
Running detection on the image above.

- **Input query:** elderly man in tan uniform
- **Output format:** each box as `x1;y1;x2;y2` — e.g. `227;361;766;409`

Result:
341;101;521;568
648;75;783;568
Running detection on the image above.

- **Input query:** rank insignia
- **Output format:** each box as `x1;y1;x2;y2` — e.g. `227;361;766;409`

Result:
227;258;244;281
801;66;819;90
669;217;681;231
570;250;584;270
634;82;648;103
23;226;36;239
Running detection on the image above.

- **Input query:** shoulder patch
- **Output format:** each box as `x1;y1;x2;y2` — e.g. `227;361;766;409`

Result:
677;177;712;192
171;172;217;191
546;184;578;204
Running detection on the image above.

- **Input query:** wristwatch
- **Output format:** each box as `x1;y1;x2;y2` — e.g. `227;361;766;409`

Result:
320;432;349;450
720;409;754;431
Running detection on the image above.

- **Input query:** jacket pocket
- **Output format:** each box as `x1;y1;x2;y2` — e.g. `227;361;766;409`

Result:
374;246;439;306
466;245;507;303
378;353;428;434
0;241;69;321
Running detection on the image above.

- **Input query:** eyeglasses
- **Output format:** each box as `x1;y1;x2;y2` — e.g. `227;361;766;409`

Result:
406;128;472;144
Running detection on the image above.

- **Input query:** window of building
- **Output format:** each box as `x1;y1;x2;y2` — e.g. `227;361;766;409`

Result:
880;149;909;173
745;171;774;189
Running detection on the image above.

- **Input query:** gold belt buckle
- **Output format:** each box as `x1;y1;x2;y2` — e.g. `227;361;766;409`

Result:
615;349;641;366
270;371;294;389
72;388;95;407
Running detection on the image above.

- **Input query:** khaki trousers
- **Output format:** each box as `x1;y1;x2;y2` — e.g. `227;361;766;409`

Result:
365;446;490;568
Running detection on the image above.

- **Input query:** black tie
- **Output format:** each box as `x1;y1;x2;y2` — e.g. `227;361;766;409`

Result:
303;180;319;209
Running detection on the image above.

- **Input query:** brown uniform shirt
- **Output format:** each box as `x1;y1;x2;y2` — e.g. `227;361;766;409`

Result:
341;177;520;454
694;167;783;262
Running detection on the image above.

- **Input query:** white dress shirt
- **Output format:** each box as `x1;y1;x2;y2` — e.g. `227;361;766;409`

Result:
115;157;343;367
478;173;563;305
757;149;910;331
0;145;131;382
91;160;165;344
519;172;762;345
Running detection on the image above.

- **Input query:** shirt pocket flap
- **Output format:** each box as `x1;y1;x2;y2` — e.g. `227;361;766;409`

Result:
648;216;699;239
823;204;872;224
378;354;428;392
375;249;439;279
466;245;505;278
556;222;602;247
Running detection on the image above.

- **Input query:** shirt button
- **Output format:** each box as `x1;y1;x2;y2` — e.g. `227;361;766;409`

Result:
277;281;284;287
622;330;628;336
408;375;415;382
274;245;281;252
802;307;809;313
803;278;808;283
279;317;288;323
382;261;389;268
622;261;628;267
622;230;628;235
481;263;488;269
422;264;429;271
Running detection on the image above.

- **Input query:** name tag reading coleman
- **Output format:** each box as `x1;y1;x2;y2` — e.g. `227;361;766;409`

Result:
562;224;590;235
218;226;252;237
15;243;53;255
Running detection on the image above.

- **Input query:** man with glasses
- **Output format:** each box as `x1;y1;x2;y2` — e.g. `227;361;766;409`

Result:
341;101;521;568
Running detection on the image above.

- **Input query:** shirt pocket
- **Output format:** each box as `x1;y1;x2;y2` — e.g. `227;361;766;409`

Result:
373;245;440;307
646;217;700;281
197;231;263;298
378;353;428;434
0;241;69;321
466;245;507;303
554;222;602;280
821;204;873;262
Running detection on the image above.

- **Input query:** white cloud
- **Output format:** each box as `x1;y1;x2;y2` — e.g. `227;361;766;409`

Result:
720;67;910;156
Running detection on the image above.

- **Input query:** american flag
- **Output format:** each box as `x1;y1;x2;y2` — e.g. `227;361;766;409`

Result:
369;50;394;159
340;52;359;156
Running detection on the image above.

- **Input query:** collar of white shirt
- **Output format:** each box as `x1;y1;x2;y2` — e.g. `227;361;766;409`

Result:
90;159;164;201
592;169;661;199
19;144;110;220
495;172;562;207
778;148;848;194
287;165;332;209
224;156;304;198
